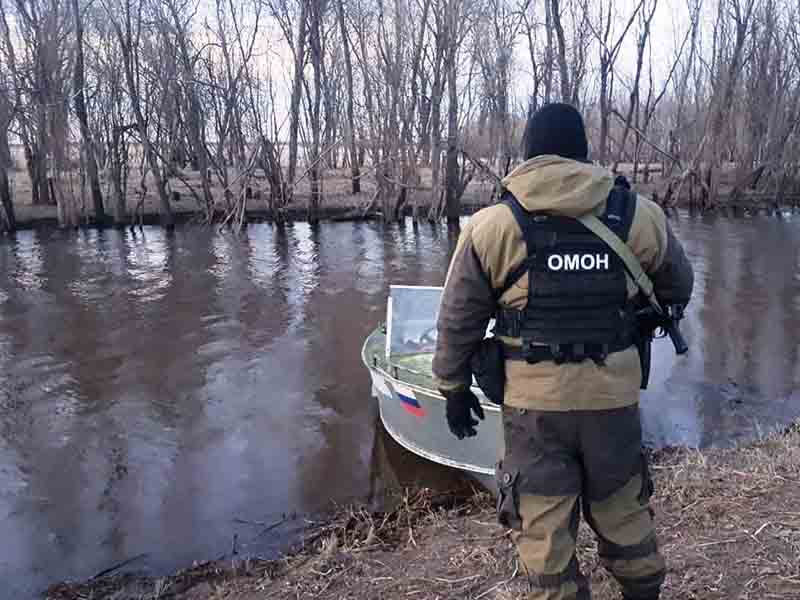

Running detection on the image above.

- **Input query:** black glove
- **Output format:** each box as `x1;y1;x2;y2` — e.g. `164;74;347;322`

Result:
441;388;485;440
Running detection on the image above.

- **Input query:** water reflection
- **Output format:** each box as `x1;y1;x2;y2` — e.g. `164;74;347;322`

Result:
352;224;385;296
125;231;173;302
246;227;280;291
0;216;799;597
9;232;46;291
640;215;800;447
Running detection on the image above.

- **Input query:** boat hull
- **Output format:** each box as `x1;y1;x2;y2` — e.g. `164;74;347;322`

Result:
362;327;503;475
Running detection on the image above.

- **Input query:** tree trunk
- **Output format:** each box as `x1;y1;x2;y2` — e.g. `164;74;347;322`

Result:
168;4;214;221
110;126;127;225
551;0;570;102
308;0;323;222
183;90;213;220
0;115;16;231
598;62;610;165
287;0;308;202
356;17;379;193
428;46;445;221
122;52;172;225
260;137;283;217
0;166;14;232
336;0;360;194
497;51;511;171
73;0;106;224
704;0;752;207
418;75;432;164
544;0;554;104
27;132;51;206
444;39;460;225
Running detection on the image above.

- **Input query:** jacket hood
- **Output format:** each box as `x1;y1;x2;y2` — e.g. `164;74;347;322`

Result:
501;155;614;217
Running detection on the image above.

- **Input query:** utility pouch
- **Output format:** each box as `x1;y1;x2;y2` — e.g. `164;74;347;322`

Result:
636;335;652;390
470;337;506;405
495;462;522;530
638;451;655;517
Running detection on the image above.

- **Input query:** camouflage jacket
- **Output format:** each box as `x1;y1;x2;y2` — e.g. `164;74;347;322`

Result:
432;155;694;411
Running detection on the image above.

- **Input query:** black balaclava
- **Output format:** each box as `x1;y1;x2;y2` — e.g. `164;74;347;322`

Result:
523;102;589;161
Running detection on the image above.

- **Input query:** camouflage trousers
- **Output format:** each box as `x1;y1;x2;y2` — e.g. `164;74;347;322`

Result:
496;404;665;600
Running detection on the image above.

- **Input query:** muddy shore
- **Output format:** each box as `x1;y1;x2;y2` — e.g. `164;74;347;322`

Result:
46;423;800;600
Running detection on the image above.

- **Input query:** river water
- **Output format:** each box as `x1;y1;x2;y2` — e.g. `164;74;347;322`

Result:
1;216;799;597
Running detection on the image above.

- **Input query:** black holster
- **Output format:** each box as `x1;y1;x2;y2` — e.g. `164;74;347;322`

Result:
636;336;652;390
470;337;505;405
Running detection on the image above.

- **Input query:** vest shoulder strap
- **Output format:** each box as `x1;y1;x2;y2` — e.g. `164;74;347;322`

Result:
497;191;533;299
500;190;530;245
577;206;662;312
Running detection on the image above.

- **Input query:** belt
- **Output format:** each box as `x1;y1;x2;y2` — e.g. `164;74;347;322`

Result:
503;341;632;365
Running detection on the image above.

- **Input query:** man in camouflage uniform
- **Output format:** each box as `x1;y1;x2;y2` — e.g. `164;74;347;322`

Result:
432;103;693;600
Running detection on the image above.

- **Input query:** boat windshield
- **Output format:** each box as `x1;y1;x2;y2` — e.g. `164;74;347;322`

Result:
386;285;493;380
387;286;442;370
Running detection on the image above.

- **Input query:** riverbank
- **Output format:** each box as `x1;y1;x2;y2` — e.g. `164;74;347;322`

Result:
1;168;499;231
4;165;797;232
3;191;496;231
46;422;800;600
6;193;795;233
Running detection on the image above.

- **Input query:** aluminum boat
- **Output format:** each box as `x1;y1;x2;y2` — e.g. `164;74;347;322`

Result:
361;285;502;474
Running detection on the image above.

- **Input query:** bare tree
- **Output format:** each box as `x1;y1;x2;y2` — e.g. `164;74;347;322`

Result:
0;82;15;231
287;0;308;202
335;0;360;193
104;0;174;226
87;10;133;225
441;0;476;224
611;0;660;173
2;0;75;225
584;0;643;165
202;0;262;219
162;0;214;220
303;0;325;221
72;0;106;223
550;0;569;102
477;0;528;173
0;4;17;231
699;0;756;207
3;0;800;230
523;0;550;111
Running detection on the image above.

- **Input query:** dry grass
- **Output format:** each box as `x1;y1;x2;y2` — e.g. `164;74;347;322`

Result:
645;426;800;599
46;424;800;600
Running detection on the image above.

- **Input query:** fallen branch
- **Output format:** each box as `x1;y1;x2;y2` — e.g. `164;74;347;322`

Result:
458;148;503;186
473;560;520;600
90;553;148;580
361;188;380;218
610;108;683;170
290;140;341;191
381;174;431;191
253;516;292;540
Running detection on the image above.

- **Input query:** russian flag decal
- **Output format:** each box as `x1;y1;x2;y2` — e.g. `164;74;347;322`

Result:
393;383;426;418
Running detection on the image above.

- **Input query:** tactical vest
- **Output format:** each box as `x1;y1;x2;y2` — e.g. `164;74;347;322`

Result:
494;184;637;365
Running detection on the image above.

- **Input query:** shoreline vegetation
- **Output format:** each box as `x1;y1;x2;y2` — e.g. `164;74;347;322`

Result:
3;166;799;235
46;422;800;600
4;0;800;238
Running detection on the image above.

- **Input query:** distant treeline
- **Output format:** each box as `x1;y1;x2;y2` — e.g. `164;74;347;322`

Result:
0;0;797;231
